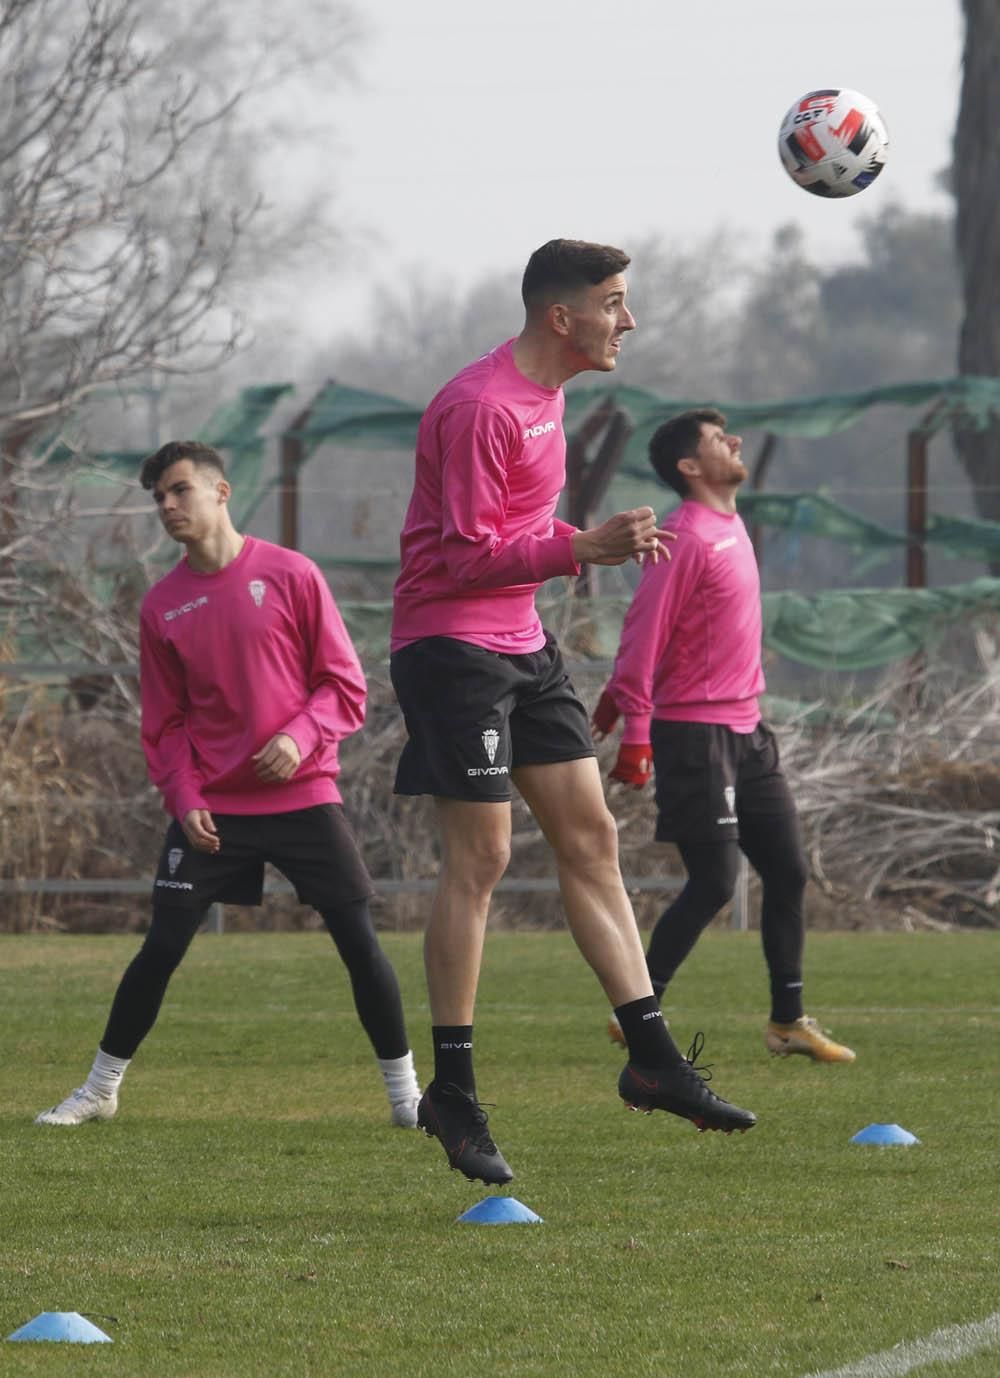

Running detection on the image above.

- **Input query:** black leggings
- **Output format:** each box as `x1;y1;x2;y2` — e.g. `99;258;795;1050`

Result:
645;808;809;1024
100;898;409;1061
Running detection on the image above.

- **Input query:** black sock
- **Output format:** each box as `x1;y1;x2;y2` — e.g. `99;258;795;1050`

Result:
431;1025;475;1097
614;997;683;1067
770;977;804;1025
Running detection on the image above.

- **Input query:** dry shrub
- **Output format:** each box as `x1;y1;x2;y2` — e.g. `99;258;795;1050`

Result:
777;631;1000;930
4;597;998;936
0;686;158;932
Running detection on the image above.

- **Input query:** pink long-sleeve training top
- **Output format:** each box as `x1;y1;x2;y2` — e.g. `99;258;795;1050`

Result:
139;536;366;821
605;500;765;742
391;339;581;653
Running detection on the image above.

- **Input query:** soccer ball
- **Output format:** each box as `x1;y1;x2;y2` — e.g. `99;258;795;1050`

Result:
778;88;888;198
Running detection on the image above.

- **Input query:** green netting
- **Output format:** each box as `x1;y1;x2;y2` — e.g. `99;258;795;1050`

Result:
264;376;1000;566
288;382;422;456
44;384;294;493
199;384;294;452
925;513;1000;563
269;377;1000;475
761;578;1000;668
310;489;1000;572
333;579;1000;671
735;491;903;551
58;447;146;484
565;374;1000;477
54;374;994;559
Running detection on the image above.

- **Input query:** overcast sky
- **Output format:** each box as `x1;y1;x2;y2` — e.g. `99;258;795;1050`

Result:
324;0;962;314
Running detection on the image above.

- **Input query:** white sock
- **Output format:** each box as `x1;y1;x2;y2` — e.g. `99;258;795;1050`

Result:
377;1051;419;1105
85;1049;130;1099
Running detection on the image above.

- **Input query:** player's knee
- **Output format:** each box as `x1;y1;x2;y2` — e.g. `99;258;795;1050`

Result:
142;907;198;969
136;929;187;975
443;836;511;894
698;873;738;914
687;856;741;915
554;805;620;871
767;850;810;899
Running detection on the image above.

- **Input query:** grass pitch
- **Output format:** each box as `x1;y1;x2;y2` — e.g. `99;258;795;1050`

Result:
2;929;998;1377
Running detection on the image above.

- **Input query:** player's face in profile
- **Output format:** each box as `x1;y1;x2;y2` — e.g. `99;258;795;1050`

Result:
693;423;747;486
564;273;635;372
152;458;228;544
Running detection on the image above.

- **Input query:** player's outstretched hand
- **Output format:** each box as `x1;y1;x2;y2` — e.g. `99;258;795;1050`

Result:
182;808;220;853
609;742;652;790
252;733;302;783
590;688;620;741
572;508;674;567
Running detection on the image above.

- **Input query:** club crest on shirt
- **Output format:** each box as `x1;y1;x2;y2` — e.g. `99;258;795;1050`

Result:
248;579;266;607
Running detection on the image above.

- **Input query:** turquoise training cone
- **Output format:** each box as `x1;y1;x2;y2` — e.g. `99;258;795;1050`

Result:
456;1196;543;1224
850;1122;920;1146
7;1312;113;1343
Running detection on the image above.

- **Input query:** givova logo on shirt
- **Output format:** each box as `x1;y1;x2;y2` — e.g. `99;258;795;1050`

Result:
467;727;508;777
523;420;557;441
164;595;208;622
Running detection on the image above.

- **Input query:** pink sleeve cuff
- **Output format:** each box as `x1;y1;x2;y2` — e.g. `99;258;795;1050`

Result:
622;714;653;745
536;530;581;581
172;786;208;822
280;712;321;761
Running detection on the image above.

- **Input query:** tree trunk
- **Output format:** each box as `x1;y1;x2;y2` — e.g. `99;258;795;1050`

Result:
954;0;1000;532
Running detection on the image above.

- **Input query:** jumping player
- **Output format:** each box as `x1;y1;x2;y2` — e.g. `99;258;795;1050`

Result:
593;408;855;1064
390;241;758;1186
37;441;422;1128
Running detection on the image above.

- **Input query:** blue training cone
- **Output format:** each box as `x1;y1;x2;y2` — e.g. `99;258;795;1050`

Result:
850;1122;920;1146
456;1196;543;1224
7;1312;113;1343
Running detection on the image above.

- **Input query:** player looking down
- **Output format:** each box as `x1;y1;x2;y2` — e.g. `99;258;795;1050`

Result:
37;442;421;1129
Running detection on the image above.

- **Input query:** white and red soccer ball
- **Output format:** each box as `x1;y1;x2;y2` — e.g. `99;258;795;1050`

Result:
778;88;889;198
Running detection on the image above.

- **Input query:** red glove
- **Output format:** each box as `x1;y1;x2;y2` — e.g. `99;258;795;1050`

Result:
591;689;620;737
610;742;652;789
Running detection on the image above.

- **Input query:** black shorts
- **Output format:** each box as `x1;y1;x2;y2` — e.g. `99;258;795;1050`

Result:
650;721;797;844
390;633;595;801
151;804;373;911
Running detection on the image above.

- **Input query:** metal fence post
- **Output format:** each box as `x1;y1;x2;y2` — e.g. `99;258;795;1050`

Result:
731;855;750;931
203;903;225;934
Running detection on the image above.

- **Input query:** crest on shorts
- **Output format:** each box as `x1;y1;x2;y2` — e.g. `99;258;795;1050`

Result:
724;786;736;813
482;728;500;764
248;579;266;607
167;847;184;876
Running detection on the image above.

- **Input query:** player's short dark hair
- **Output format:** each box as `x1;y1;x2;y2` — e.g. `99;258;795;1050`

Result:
521;239;631;314
649;408;727;497
139;440;226;491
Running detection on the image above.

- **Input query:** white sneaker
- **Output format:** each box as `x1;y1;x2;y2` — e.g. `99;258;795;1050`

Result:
35;1085;118;1126
390;1094;420;1129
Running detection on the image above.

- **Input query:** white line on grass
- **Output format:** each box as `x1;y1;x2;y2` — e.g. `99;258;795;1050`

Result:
800;1311;1000;1378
